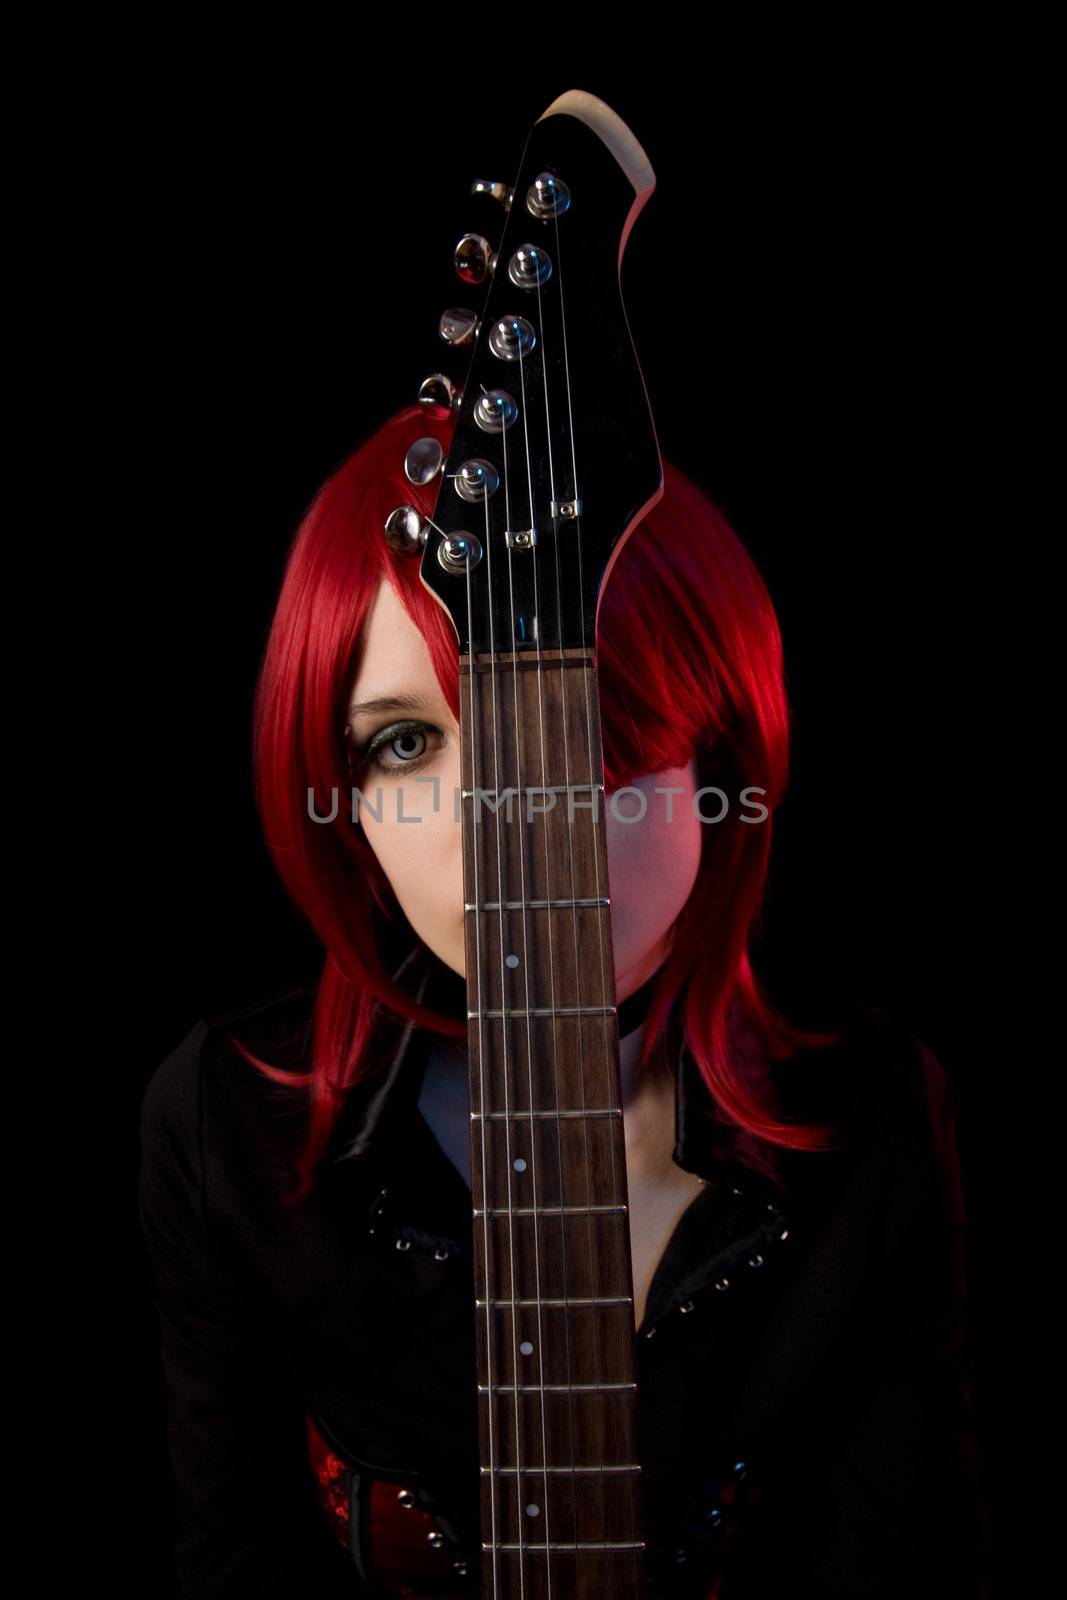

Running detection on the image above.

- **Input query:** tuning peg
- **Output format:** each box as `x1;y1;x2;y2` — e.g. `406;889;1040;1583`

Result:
404;437;445;486
453;459;500;503
417;374;460;417
437;531;483;572
471;179;513;211
473;389;518;434
383;506;428;557
438;308;478;348
507;244;552;289
488;315;536;361
454;233;495;286
527;172;571;220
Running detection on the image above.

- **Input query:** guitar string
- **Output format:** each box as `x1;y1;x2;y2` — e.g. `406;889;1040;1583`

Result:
472;418;532;1599
552;200;634;1573
494;354;572;1593
463;207;636;1589
462;540;501;1598
529;253;605;1583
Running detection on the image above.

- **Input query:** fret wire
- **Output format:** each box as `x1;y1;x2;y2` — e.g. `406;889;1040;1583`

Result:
482;1465;643;1475
468;1005;616;1018
464;897;610;910
470;1109;622;1121
475;1296;633;1308
461;783;605;797
472;1204;627;1217
479;1382;638;1393
484;1542;648;1553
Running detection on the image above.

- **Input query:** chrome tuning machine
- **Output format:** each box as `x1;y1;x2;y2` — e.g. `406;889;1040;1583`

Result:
454;233;496;286
417;374;460;416
383;506;428;558
438;308;478;348
470;179;513;211
404;437;445;487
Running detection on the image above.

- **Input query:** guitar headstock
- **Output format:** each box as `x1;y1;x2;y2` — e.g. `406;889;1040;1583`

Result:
386;89;662;657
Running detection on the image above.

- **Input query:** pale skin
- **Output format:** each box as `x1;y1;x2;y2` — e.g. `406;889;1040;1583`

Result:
347;577;708;1328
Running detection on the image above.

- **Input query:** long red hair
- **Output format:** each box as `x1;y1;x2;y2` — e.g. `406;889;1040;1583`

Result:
238;402;839;1199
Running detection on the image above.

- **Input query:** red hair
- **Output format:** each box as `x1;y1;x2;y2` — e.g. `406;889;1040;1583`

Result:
238;402;839;1200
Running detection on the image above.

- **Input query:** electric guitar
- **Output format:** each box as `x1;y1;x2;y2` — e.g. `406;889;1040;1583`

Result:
387;87;661;1599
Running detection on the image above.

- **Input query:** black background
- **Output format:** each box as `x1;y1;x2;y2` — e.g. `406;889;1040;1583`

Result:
103;50;1012;1591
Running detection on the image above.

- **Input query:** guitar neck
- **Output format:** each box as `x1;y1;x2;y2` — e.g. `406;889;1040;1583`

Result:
461;649;648;1597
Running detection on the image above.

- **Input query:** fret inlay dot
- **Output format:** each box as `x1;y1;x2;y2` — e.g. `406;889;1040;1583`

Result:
505;954;519;968
513;1158;527;1171
519;1341;534;1356
526;1504;540;1518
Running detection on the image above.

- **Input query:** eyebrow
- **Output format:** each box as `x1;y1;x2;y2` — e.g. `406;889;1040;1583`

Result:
346;693;430;722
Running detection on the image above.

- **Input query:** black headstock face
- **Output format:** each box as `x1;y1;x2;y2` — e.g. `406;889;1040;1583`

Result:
415;91;662;657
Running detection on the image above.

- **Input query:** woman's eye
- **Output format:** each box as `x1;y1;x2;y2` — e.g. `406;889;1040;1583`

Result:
358;720;438;774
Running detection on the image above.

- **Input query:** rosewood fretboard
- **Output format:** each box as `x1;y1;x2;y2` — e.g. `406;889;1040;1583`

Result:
460;648;648;1599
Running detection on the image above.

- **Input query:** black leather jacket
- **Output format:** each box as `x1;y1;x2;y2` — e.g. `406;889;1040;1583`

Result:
138;966;990;1597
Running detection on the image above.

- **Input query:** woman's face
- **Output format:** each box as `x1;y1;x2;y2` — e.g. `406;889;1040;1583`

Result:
346;578;702;1000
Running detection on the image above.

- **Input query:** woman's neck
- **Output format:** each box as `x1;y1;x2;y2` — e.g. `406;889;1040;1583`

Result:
419;1012;678;1192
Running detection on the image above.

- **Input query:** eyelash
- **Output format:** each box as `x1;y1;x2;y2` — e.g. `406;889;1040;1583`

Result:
355;719;442;775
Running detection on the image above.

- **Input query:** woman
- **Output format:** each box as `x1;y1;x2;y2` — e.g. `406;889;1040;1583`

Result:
139;401;988;1597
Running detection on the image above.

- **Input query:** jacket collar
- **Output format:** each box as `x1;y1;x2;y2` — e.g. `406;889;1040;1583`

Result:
326;952;790;1208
